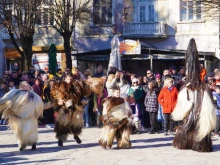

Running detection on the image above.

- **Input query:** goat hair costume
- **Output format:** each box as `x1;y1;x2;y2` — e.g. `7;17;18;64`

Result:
171;39;216;152
99;97;132;149
50;77;105;146
0;89;44;151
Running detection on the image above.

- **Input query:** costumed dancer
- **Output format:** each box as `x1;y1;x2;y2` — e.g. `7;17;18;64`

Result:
0;81;44;151
171;38;216;152
99;87;132;149
50;77;105;146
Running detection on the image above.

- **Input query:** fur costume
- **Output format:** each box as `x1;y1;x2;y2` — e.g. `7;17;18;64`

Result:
50;78;105;146
99;97;132;149
0;89;44;151
172;38;216;152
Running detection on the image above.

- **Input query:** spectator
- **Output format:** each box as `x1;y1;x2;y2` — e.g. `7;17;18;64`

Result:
213;85;220;137
94;65;104;78
93;87;107;128
28;66;35;77
206;72;214;83
108;66;117;75
120;77;130;99
106;72;123;97
8;80;16;90
170;66;180;86
208;78;216;92
158;77;178;136
161;69;170;82
32;78;43;97
0;82;9;98
55;68;63;81
73;67;83;80
10;72;21;87
214;71;220;84
146;69;155;82
144;80;159;134
142;76;148;85
43;80;55;127
127;78;145;133
155;73;163;90
82;69;93;128
200;63;207;82
83;69;92;79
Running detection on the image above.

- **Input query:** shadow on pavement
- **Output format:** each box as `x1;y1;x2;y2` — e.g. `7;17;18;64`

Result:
131;136;174;143
0;125;8;131
38;129;54;134
0;157;64;165
131;142;172;149
0;142;100;158
212;144;220;152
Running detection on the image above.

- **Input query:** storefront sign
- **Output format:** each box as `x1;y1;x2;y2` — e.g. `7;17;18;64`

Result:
32;53;62;71
120;40;141;55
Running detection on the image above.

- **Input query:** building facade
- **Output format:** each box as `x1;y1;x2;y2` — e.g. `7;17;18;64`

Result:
73;0;220;76
0;0;66;74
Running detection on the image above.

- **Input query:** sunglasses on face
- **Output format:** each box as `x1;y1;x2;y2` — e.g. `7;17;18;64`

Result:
133;82;138;84
147;73;151;74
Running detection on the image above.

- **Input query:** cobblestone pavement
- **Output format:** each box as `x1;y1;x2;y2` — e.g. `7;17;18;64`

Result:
0;125;220;165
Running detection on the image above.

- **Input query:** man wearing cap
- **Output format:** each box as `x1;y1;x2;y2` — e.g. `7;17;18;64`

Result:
206;72;214;83
170;66;180;88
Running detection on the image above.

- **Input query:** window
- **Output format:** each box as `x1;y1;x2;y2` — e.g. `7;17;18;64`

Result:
138;1;155;22
180;0;201;21
3;0;13;22
93;0;112;25
36;0;54;26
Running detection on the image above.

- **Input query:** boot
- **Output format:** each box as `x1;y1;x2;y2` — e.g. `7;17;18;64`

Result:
58;139;63;146
32;143;36;150
74;135;81;144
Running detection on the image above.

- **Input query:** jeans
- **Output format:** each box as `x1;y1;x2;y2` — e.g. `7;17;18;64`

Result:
83;103;90;125
215;115;220;134
149;112;158;132
163;113;174;132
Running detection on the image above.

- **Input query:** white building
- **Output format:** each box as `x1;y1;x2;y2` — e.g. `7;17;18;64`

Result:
73;0;220;75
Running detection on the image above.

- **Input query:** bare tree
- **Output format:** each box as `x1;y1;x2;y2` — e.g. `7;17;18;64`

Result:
48;0;91;70
0;0;42;70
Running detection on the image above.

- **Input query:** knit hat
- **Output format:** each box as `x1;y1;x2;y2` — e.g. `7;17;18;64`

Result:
155;74;161;79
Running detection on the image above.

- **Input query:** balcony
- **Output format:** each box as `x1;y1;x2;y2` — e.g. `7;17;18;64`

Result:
123;22;167;38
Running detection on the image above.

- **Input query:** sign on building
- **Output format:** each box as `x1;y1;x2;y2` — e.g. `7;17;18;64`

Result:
32;53;62;71
120;40;141;55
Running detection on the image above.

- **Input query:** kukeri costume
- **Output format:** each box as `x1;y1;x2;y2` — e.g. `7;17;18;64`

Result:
50;78;104;146
0;88;44;151
99;97;132;149
172;39;216;152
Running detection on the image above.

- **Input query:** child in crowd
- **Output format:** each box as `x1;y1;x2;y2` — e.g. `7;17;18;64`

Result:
212;85;220;137
158;78;178;136
93;88;108;128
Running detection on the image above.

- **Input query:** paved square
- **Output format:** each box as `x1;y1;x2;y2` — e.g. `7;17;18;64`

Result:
0;126;220;165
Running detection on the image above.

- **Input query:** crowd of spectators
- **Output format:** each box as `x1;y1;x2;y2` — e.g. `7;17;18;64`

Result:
0;63;220;137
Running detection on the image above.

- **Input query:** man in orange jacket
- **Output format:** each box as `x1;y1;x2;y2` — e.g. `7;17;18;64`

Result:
200;64;206;82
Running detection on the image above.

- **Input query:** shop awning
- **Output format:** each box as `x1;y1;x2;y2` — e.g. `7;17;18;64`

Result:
72;46;215;62
4;45;65;59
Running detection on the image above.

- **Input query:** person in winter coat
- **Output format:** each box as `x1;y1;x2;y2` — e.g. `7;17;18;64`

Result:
212;85;220;137
127;78;145;133
106;72;123;96
144;80;159;134
158;77;178;135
